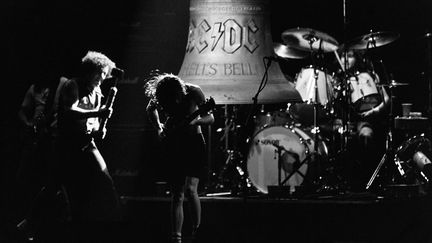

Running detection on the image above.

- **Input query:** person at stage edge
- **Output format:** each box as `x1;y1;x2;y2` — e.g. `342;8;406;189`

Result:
145;73;214;243
16;74;55;226
56;51;121;229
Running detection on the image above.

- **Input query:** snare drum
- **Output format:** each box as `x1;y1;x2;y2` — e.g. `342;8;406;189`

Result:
349;72;381;113
247;125;328;194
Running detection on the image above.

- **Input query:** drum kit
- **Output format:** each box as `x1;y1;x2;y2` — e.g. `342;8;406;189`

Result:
239;27;432;196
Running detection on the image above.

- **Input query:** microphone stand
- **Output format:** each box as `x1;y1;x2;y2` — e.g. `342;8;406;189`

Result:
240;56;274;199
245;57;274;130
425;32;432;120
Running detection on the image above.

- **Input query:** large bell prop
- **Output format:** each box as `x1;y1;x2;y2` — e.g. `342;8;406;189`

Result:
178;0;301;104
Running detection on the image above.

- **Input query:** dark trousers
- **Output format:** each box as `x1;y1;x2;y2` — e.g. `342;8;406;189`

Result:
59;140;121;222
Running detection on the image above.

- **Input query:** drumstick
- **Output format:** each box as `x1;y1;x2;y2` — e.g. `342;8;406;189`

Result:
333;50;345;72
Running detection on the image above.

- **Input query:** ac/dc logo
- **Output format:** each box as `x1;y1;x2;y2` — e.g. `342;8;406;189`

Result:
186;18;259;54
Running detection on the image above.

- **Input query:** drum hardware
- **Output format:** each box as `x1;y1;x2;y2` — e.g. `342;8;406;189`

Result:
293;32;324;191
212;105;253;196
381;134;432;198
424;31;432;119
366;79;408;190
394;134;432;182
270;142;303;187
349;72;382;114
273;43;309;59
241;42;308;195
215;149;252;194
345;30;400;50
268;127;339;195
253;107;294;134
247;125;328;194
281;27;340;53
304;30;330;177
277;145;313;188
335;28;401;159
377;80;409;87
331;29;404;191
279;27;342;193
394;116;430;131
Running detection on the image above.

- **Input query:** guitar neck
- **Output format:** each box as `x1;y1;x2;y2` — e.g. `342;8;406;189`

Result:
99;86;117;133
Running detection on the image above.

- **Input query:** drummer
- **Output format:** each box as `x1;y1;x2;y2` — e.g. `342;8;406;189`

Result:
339;49;390;190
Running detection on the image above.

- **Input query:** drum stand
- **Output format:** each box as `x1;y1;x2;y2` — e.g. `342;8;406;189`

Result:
277;39;323;190
366;76;400;190
212;105;251;195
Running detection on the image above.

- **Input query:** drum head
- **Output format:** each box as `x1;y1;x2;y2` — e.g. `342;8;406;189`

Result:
295;66;334;106
349;72;381;113
247;126;314;194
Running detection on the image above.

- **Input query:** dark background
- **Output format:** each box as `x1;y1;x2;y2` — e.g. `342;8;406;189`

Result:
2;0;432;196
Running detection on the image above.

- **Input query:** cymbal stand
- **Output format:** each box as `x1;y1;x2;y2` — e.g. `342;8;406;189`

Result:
340;0;350;153
425;32;432;119
340;60;352;154
365;67;399;190
307;36;321;156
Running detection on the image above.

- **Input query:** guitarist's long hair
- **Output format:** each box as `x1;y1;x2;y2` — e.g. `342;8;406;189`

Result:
144;72;187;104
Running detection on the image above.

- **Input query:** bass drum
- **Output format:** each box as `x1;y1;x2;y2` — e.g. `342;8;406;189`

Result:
247;125;328;194
253;110;293;133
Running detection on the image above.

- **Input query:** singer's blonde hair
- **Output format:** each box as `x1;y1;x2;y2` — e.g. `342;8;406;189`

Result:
80;51;116;78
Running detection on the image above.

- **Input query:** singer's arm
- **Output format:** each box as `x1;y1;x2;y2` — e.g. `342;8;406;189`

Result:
60;80;111;120
188;85;214;126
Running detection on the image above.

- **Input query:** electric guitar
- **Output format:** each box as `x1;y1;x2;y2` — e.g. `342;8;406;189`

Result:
95;86;118;140
21;112;49;146
163;97;215;137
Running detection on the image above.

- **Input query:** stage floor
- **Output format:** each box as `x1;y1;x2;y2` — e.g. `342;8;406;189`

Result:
3;189;432;242
119;192;432;243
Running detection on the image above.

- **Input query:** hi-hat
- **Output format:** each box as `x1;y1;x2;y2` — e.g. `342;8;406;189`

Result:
281;27;339;53
345;31;400;50
273;43;309;59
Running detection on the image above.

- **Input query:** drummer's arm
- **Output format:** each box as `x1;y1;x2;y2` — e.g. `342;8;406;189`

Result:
371;75;390;116
360;75;390;118
368;87;389;116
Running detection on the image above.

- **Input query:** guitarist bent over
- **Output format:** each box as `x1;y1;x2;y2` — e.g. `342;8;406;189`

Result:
56;51;121;233
145;73;214;243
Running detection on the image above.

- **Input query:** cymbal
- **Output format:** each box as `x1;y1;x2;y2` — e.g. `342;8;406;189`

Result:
345;31;400;50
273;43;309;59
378;80;409;87
281;27;339;53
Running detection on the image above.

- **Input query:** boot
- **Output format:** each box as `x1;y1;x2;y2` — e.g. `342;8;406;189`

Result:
171;232;182;243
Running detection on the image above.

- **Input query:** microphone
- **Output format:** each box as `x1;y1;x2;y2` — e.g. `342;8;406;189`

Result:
111;67;124;79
